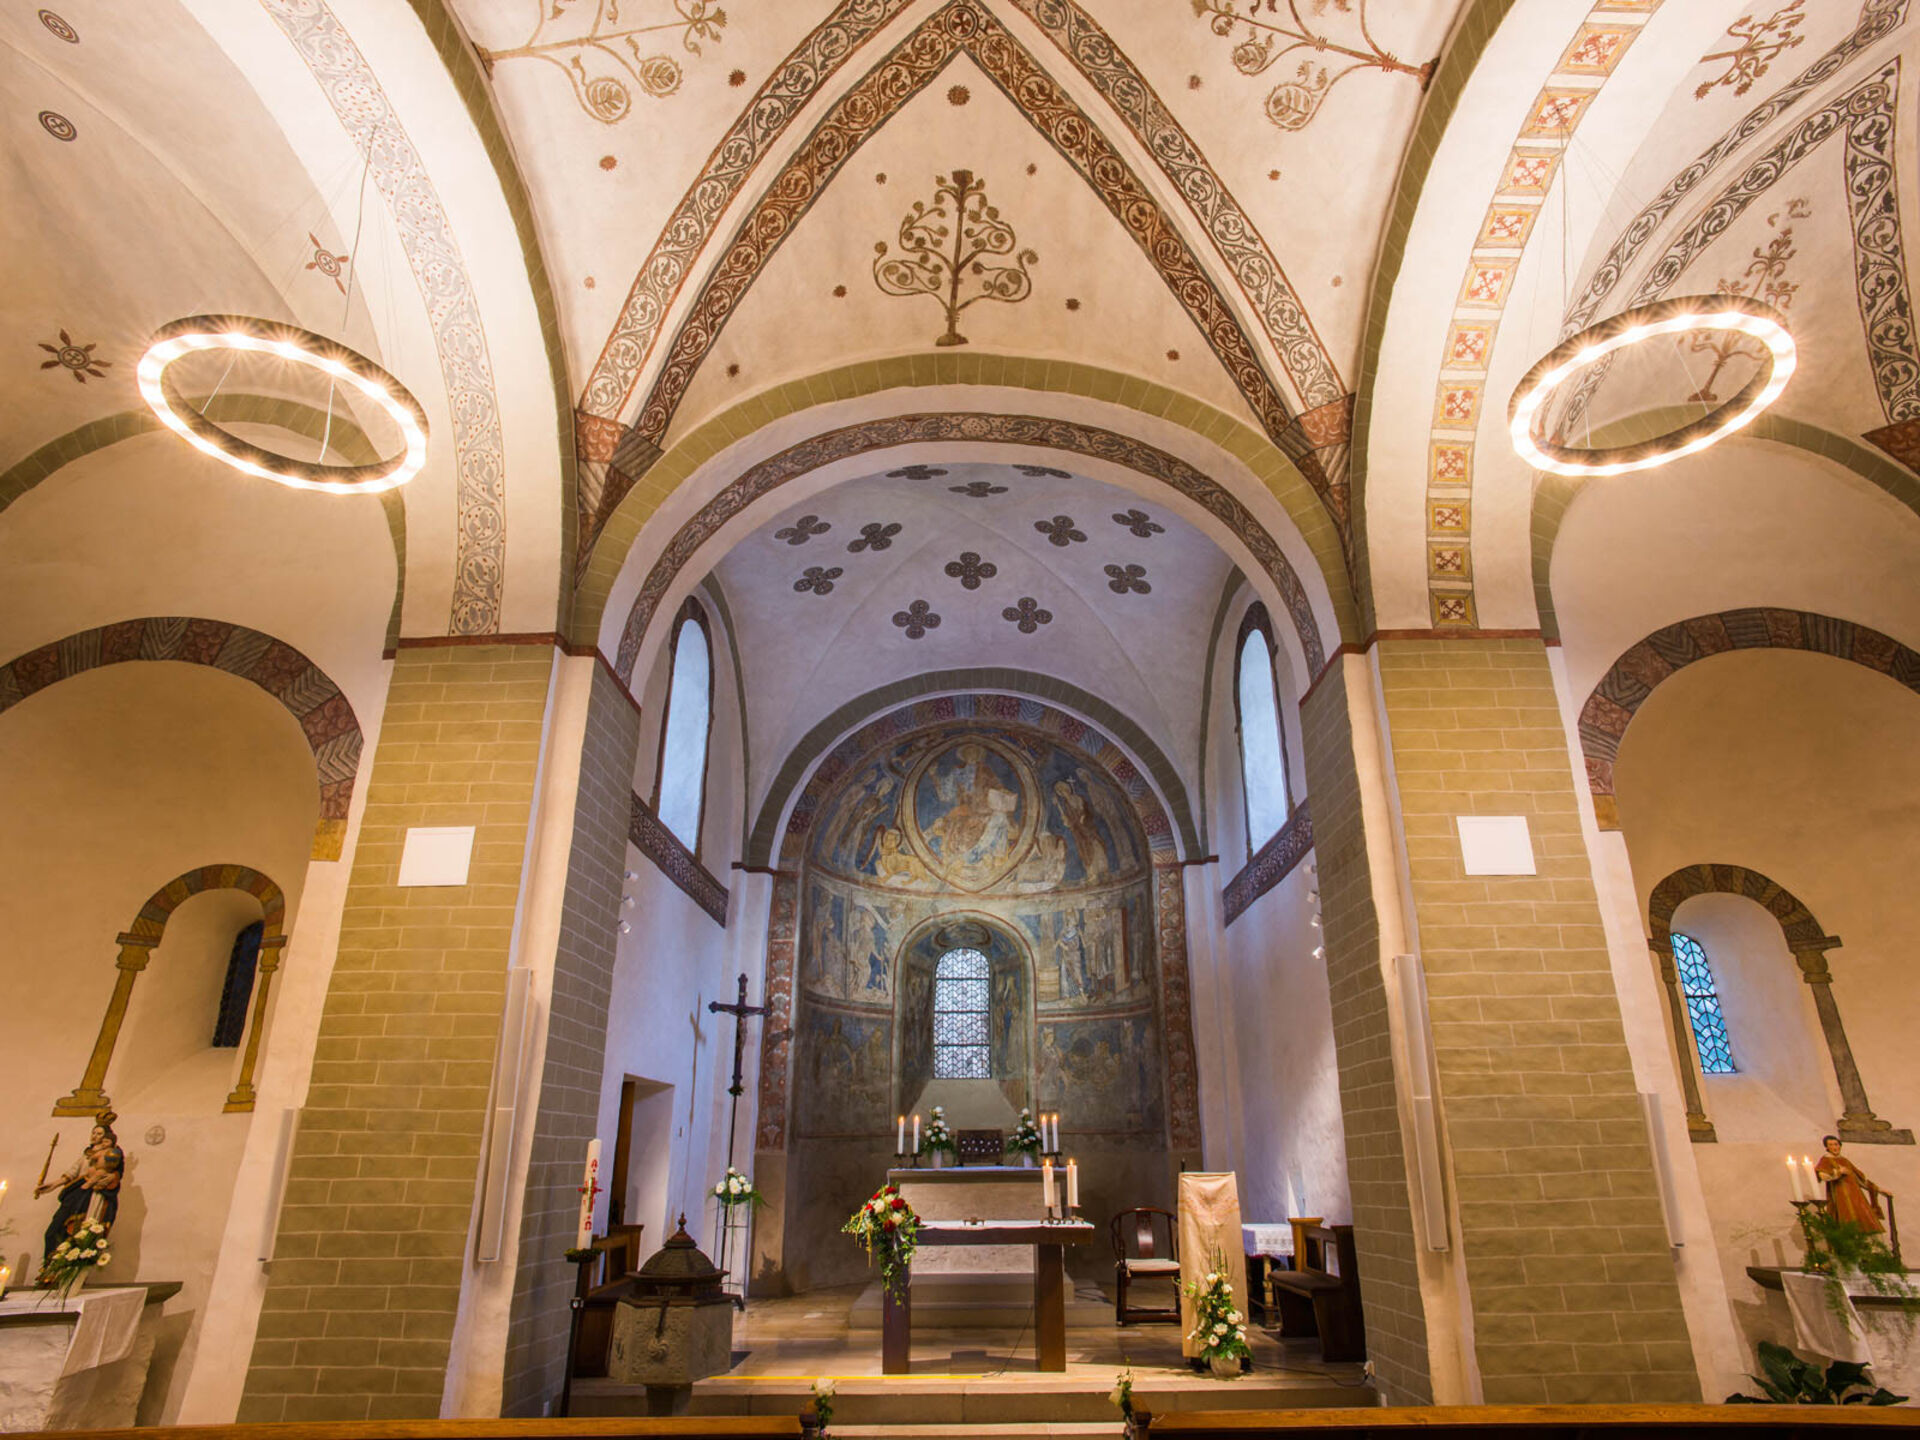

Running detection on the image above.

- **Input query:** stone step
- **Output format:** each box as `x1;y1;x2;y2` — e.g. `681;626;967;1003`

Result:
848;1277;1116;1331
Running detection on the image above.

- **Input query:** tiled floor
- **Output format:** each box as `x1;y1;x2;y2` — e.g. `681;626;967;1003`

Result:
573;1283;1374;1430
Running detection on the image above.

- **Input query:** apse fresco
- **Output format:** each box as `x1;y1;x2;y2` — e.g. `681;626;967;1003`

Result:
791;723;1169;1142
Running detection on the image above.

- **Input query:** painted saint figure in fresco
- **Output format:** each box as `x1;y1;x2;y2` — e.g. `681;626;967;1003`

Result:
1052;779;1110;884
1815;1134;1889;1233
924;742;1022;875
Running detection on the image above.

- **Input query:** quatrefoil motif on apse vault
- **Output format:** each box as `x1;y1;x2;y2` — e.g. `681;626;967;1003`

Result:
944;552;998;590
794;565;844;595
849;521;903;552
1034;515;1086;547
775;515;830;545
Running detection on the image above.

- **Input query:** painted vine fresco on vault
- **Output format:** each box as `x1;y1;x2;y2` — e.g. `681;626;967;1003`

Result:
791;723;1168;1142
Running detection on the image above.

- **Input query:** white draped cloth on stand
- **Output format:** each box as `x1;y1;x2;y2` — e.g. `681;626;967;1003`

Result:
1176;1172;1246;1359
1781;1270;1871;1365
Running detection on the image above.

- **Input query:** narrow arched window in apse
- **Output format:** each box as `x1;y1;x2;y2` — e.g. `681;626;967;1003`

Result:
213;920;264;1048
656;609;713;851
932;948;991;1079
1673;931;1735;1075
1236;621;1290;847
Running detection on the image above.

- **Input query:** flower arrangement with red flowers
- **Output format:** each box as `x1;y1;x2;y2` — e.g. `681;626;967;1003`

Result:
842;1182;922;1298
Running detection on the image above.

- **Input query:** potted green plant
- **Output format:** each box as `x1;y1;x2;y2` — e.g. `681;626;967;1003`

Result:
1727;1340;1905;1404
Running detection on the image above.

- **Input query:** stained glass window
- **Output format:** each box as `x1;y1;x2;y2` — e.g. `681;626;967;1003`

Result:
933;948;991;1079
656;609;712;851
1237;623;1290;848
1673;931;1735;1075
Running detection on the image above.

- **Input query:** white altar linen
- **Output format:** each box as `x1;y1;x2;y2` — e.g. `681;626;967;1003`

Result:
0;1286;158;1432
1778;1269;1920;1399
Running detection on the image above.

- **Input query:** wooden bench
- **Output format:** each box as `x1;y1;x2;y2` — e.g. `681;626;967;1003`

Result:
1138;1405;1920;1436
1266;1222;1364;1363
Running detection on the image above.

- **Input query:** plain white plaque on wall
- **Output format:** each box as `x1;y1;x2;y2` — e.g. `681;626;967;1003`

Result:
397;825;476;887
1456;816;1535;876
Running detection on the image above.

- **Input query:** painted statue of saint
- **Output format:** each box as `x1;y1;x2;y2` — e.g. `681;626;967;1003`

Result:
36;1110;124;1275
1815;1134;1888;1233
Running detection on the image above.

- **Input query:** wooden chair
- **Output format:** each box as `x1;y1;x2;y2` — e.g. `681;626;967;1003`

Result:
1267;1222;1365;1363
1111;1206;1181;1325
571;1224;645;1377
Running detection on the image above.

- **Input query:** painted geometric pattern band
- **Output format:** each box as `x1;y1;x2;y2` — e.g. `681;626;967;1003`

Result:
0;616;362;821
629;790;729;925
613;411;1326;684
127;865;287;943
1154;865;1203;1150
1221;801;1313;926
1647;862;1827;953
755;873;800;1150
1422;0;1656;630
263;0;508;635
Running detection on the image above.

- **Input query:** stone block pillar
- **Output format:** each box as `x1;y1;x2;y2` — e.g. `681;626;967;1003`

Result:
1297;655;1437;1403
239;643;557;1421
1375;637;1698;1404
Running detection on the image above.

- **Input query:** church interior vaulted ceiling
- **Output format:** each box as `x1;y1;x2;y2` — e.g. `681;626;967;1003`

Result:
4;0;1920;1426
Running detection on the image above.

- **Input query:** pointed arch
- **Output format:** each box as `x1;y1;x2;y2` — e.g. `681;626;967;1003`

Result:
0;618;363;859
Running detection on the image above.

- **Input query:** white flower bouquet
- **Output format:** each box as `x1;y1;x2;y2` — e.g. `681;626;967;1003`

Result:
712;1166;765;1210
1008;1107;1043;1158
1183;1247;1251;1372
40;1218;111;1301
920;1105;956;1157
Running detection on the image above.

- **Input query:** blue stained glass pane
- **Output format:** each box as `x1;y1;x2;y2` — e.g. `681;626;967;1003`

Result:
1672;932;1735;1075
933;947;991;1080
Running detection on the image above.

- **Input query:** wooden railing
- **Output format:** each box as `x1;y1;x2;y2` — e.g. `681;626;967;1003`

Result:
31;1422;802;1440
1139;1406;1920;1436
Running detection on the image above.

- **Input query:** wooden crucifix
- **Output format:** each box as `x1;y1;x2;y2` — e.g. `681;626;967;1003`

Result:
708;973;769;1171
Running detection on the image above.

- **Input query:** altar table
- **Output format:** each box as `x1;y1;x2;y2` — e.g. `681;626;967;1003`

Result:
0;1282;181;1432
882;1220;1094;1374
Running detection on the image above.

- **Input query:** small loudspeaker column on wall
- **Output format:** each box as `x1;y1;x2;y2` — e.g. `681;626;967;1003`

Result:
1391;953;1450;1253
474;968;535;1262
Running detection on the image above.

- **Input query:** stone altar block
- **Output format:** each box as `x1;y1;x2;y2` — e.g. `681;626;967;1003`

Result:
0;1284;177;1432
890;1166;1044;1276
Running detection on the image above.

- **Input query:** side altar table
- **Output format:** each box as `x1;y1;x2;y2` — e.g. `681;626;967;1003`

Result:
883;1220;1094;1374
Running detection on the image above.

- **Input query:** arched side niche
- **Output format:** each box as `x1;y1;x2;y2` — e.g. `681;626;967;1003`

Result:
1579;608;1920;829
55;864;288;1117
892;913;1034;1125
1646;863;1910;1147
0;618;364;860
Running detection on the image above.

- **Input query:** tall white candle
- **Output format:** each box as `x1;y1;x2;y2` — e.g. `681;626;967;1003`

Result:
1803;1156;1821;1200
577;1139;601;1248
1042;1158;1056;1211
896;1116;906;1156
912;1114;921;1153
1067;1159;1079;1209
0;1264;9;1298
1786;1155;1805;1202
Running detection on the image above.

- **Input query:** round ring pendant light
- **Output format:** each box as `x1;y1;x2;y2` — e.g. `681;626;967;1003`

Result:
137;315;429;495
1507;295;1796;478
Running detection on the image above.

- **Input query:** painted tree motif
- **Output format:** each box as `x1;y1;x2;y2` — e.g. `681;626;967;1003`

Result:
1693;1;1806;101
1682;201;1805;404
873;169;1037;346
477;0;728;124
1191;0;1435;133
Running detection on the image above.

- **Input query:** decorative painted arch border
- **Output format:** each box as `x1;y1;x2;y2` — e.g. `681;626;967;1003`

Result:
608;407;1332;693
748;674;1198;866
0;618;363;860
0;397;406;650
576;356;1349;650
54;864;290;1117
1647;862;1827;953
1579;607;1920;828
1533;414;1920;640
578;0;1346;555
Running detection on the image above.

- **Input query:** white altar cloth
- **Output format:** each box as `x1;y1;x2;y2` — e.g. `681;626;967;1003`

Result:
1779;1269;1920;1399
0;1287;158;1432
